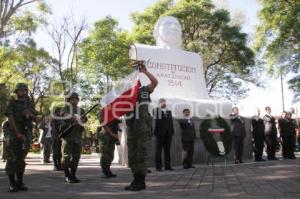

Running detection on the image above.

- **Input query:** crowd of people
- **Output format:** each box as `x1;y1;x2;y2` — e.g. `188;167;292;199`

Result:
230;106;299;164
1;65;299;193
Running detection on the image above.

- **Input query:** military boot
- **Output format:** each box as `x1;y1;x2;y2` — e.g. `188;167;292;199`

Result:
8;175;18;192
64;168;75;183
71;167;81;183
53;159;59;171
130;174;146;191
101;166;111;178
16;173;28;191
108;167;117;178
125;173;138;190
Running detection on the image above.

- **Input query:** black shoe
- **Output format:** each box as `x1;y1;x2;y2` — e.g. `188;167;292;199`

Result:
235;160;239;164
125;175;138;190
70;167;81;183
101;173;111;178
9;185;18;192
109;171;117;178
8;175;18;192
72;176;81;183
101;166;112;178
65;177;76;183
165;167;174;171
125;174;146;191
16;182;28;191
188;166;196;169
183;166;189;169
129;182;146;191
156;168;162;172
16;173;27;191
239;160;244;164
147;169;152;173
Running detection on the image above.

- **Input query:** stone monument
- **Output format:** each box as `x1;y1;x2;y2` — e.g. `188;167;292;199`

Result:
116;16;253;166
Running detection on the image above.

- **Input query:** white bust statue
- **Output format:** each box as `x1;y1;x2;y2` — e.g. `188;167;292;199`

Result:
153;16;182;49
129;16;231;118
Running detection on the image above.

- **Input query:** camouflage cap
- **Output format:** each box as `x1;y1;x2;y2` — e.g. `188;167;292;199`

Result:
14;83;28;93
66;92;80;101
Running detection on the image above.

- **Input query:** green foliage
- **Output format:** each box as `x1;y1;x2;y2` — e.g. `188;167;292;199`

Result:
131;0;256;101
255;0;300;101
0;0;50;41
79;16;133;96
0;39;56;118
0;84;9;123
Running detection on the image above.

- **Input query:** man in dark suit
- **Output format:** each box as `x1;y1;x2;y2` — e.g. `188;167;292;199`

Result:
263;106;278;160
278;111;289;159
230;107;246;164
179;109;196;169
153;98;174;171
279;111;297;159
251;108;265;162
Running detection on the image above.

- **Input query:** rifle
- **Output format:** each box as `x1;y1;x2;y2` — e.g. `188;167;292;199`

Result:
59;104;99;139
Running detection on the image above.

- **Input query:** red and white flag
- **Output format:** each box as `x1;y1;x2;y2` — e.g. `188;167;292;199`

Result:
100;71;140;126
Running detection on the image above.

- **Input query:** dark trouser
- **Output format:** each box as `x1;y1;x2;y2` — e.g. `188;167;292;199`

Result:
2;140;7;160
100;135;115;168
42;138;52;162
282;136;295;159
233;136;244;161
25;130;32;158
253;136;264;160
155;135;172;169
265;134;277;159
62;140;81;170
127;130;148;176
52;139;62;164
5;139;26;175
182;141;194;167
298;137;300;150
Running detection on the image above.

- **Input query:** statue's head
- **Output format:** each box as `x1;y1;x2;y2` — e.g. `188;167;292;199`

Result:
153;16;182;49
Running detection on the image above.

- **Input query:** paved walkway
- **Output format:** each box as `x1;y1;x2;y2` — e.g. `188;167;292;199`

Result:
1;153;300;199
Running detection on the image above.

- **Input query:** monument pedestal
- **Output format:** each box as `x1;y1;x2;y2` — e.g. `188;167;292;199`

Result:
116;118;254;166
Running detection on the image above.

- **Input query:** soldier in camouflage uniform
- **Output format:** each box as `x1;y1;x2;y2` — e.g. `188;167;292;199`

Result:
98;118;121;178
61;92;87;183
5;83;37;192
125;63;158;191
51;107;63;171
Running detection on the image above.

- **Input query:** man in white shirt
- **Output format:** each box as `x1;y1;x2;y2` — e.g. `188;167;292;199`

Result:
39;116;52;163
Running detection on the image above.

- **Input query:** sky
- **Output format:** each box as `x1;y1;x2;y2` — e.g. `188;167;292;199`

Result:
33;0;297;116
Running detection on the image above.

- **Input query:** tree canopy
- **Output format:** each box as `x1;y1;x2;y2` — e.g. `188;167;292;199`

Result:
131;0;256;101
0;0;262;127
255;0;300;102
